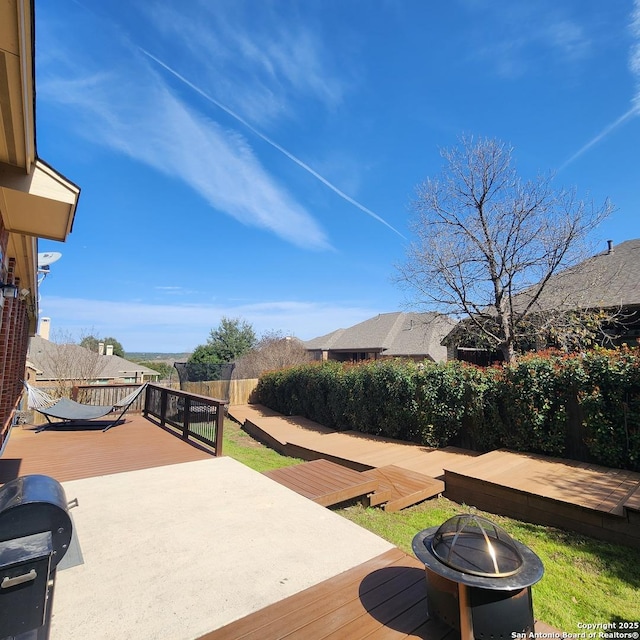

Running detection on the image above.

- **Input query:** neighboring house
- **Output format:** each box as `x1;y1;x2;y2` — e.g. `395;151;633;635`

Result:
444;238;640;363
305;312;456;363
0;0;80;447
27;335;160;385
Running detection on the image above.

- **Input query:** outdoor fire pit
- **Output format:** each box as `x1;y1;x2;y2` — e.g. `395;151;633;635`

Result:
412;514;544;640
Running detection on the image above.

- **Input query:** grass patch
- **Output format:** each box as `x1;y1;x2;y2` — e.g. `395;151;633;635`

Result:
221;418;640;631
337;499;640;631
222;418;301;472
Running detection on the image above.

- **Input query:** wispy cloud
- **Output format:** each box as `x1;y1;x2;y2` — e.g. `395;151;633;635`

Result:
40;60;332;251
144;0;344;126
464;3;592;79
141;49;405;239
39;1;402;247
560;1;640;170
40;295;380;351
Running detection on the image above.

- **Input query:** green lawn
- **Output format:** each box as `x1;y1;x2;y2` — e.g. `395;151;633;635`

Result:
222;418;302;472
337;500;640;632
221;418;640;631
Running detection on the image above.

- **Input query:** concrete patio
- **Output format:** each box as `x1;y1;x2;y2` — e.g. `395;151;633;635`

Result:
51;457;395;639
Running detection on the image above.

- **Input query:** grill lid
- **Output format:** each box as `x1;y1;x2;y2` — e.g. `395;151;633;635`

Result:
430;514;523;578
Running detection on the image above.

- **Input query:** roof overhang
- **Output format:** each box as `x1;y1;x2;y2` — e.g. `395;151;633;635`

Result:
0;159;79;241
0;0;81;337
1;0;80;239
0;0;35;173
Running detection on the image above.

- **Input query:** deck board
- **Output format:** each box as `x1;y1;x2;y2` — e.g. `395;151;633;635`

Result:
0;416;213;484
263;459;379;507
233;405;640;546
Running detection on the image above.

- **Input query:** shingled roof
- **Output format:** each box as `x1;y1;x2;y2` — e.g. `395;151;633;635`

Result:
305;312;456;361
27;336;159;383
516;238;640;312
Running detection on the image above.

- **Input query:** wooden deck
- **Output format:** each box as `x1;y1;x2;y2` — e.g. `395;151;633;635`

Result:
444;449;640;548
199;546;560;640
199;547;453;640
264;459;379;507
1;410;568;637
0;414;214;484
231;405;640;548
230;404;479;477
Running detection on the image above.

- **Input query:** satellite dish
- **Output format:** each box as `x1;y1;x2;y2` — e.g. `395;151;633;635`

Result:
37;252;62;271
37;252;62;285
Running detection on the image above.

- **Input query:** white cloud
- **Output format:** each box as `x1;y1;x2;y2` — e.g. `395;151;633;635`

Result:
145;0;344;125
139;50;404;239
39;296;381;352
40;60;331;251
466;3;592;78
544;20;589;60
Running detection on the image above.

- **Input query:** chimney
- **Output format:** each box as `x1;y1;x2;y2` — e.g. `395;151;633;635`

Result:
98;342;105;356
39;317;51;340
106;344;114;356
607;240;614;254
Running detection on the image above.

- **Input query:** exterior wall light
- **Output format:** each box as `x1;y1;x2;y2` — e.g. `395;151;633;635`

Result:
1;283;19;299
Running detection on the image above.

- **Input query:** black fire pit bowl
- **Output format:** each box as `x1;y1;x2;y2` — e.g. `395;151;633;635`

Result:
412;514;544;640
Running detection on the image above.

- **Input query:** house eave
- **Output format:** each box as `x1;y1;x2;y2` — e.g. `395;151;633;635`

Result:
0;0;36;173
0;159;80;241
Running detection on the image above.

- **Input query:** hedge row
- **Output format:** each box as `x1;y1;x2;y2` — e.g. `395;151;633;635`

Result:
254;349;640;471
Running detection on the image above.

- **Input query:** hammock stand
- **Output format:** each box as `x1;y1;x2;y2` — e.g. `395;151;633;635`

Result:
23;383;148;432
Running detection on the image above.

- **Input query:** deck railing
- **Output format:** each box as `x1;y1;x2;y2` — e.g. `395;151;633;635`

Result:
143;384;226;456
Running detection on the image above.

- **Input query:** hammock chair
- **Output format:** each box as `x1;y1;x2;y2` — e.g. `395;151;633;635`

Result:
23;382;148;432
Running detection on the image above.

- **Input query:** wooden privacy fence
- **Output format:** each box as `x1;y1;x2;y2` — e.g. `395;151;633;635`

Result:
143;384;227;455
71;384;146;413
182;378;259;405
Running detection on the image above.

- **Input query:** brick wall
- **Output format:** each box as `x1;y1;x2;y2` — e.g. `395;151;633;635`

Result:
0;223;31;449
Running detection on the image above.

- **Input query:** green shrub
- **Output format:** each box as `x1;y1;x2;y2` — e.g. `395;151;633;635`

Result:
576;348;640;469
492;353;569;455
255;348;640;471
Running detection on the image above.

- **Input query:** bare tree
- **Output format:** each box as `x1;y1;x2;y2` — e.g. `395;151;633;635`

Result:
397;136;613;362
40;330;104;398
233;331;312;379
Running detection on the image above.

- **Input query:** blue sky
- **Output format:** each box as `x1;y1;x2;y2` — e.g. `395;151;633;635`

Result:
35;0;640;352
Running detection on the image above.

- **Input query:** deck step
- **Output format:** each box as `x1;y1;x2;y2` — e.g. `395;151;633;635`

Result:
362;465;445;512
263;459;378;507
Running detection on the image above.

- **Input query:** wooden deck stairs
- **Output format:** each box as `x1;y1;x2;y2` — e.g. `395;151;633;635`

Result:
264;459;378;507
264;459;444;511
230;404;469;511
362;465;445;512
